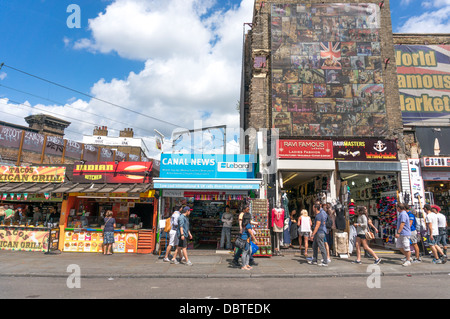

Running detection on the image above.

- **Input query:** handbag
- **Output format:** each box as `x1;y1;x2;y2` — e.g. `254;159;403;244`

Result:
234;237;246;249
365;231;375;241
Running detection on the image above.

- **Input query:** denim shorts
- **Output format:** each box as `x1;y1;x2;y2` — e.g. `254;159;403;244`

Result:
298;231;311;237
428;235;437;246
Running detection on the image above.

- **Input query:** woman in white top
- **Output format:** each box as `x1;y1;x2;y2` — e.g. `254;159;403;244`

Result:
297;209;312;257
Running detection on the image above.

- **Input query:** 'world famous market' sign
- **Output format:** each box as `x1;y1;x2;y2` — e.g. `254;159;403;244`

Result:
395;44;450;125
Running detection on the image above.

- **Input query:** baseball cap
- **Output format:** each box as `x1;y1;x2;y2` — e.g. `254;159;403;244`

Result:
431;205;441;212
183;206;193;212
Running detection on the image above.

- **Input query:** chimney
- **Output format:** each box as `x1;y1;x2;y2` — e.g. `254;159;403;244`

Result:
94;126;108;136
120;128;134;138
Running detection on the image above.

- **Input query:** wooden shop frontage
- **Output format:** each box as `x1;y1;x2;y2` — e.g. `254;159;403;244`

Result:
60;161;158;254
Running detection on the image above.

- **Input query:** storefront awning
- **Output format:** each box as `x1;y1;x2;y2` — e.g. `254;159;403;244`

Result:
0;182;153;194
153;178;262;190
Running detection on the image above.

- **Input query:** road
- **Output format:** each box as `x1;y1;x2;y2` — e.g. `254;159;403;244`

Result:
1;275;449;299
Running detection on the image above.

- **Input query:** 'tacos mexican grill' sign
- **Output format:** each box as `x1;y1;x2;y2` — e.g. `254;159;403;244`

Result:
0;166;66;183
333;138;398;161
277;140;334;159
72;162;152;183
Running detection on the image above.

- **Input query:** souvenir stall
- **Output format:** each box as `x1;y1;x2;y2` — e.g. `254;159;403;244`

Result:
0;165;66;252
153;154;264;252
335;138;402;249
59;161;157;254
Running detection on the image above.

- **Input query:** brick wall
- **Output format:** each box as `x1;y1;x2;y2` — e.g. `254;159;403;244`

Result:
243;0;407;158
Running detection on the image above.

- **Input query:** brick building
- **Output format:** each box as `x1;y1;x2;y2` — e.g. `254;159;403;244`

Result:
240;0;419;232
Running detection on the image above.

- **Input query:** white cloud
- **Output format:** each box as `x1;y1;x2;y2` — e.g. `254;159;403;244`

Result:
1;0;253;158
397;5;450;33
0;72;6;80
69;0;254;158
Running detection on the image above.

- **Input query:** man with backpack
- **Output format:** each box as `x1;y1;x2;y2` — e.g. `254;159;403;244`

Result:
163;205;181;263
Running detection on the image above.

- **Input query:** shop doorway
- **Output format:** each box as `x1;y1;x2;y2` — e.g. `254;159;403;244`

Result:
280;170;333;214
129;203;154;229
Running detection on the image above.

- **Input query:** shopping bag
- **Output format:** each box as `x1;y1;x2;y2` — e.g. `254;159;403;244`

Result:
251;241;259;255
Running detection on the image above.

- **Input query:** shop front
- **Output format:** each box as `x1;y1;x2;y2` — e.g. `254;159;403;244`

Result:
60;161;157;254
421;156;450;223
276;139;337;213
153;154;269;254
333;138;402;249
0;165;66;252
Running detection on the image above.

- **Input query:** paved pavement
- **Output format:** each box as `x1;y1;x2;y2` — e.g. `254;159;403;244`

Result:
0;248;449;279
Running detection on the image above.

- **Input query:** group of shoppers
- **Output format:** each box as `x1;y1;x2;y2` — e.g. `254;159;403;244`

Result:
395;203;447;266
0;205;56;225
159;200;447;269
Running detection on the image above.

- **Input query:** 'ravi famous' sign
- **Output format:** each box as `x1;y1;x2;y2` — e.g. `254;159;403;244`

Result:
395;45;450;125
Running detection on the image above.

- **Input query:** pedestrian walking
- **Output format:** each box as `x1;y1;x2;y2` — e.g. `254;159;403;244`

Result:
163;206;181;263
233;206;258;266
435;205;448;257
363;207;378;258
297;209;312;257
353;206;381;265
425;205;446;264
308;204;328;266
407;208;422;263
177;206;193;266
102;210;116;255
240;213;259;271
220;205;233;250
395;203;412;266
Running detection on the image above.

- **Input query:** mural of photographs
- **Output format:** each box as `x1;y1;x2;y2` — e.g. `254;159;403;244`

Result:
270;2;386;137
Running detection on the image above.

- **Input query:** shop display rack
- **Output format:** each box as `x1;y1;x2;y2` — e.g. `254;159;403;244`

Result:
249;199;272;257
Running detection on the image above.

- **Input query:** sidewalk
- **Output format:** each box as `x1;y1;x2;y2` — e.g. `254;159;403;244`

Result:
0;248;448;279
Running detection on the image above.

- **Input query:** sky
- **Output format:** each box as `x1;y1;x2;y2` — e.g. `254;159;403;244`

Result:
0;0;449;158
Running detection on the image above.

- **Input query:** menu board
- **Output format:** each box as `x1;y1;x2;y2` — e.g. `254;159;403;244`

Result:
63;230;138;253
0;227;49;252
271;3;387;137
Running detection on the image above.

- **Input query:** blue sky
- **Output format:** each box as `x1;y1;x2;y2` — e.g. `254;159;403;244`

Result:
0;0;449;157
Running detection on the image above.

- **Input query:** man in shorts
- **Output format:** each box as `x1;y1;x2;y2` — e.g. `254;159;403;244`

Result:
408;209;421;263
163;206;181;263
177;206;193;266
435;205;448;258
395;203;412;266
425;205;446;264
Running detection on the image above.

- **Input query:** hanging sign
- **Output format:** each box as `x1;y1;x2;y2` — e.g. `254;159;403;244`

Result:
0;166;66;183
277;140;334;159
72;161;153;183
423;157;450;167
333;138;398;161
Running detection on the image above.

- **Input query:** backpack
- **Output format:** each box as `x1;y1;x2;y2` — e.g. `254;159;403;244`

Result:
164;217;171;233
326;215;333;230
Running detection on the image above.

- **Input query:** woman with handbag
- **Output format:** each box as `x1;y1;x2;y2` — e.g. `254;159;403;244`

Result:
353;206;381;265
240;214;259;270
102;210;116;255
